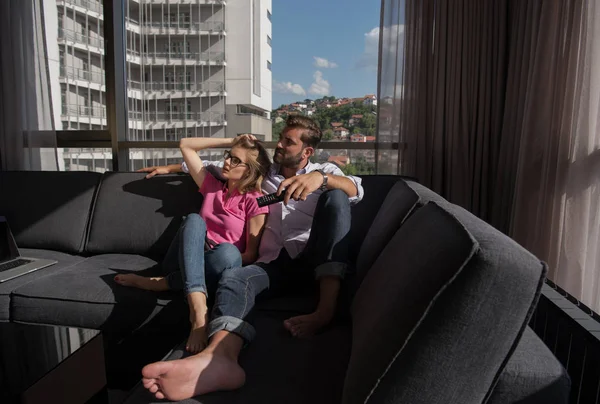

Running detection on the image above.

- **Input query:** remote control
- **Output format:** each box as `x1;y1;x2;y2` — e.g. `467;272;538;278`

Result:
256;190;286;207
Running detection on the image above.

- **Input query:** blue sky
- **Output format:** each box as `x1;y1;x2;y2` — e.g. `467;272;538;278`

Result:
270;0;380;109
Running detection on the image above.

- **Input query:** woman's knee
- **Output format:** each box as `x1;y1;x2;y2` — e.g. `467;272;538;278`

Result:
183;213;207;230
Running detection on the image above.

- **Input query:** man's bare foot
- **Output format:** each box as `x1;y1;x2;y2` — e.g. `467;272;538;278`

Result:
141;351;245;401
114;274;169;292
284;310;334;338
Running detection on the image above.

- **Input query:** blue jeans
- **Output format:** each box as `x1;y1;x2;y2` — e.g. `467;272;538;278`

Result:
207;189;351;342
161;214;242;296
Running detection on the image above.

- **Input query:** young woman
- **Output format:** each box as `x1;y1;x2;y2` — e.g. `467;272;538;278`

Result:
115;134;271;353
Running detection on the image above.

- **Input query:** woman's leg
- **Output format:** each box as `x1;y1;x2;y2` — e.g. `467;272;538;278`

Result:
113;218;184;292
204;243;243;295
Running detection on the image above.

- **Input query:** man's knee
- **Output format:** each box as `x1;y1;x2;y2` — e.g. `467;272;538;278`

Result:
318;189;350;213
219;266;269;294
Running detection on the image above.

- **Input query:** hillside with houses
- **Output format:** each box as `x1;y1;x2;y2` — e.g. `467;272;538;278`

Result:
272;94;378;142
271;95;379;175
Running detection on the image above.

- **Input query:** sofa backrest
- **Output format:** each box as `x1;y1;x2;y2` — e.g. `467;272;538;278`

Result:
343;201;546;404
0;171;101;254
355;178;449;283
85;172;203;257
348;175;404;265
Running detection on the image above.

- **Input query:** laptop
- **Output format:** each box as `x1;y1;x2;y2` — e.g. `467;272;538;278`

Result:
0;216;57;283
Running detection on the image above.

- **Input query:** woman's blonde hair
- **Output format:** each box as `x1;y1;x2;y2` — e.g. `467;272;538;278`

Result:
231;136;272;194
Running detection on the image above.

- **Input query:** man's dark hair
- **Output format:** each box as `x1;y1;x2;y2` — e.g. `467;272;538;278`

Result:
285;115;322;149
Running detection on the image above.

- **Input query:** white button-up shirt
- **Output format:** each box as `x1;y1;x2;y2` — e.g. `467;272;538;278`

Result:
183;160;364;263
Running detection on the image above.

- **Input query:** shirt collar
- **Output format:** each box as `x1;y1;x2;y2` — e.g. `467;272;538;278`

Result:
270;161;321;177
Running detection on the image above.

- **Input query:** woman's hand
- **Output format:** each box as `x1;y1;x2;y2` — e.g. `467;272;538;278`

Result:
137;165;179;179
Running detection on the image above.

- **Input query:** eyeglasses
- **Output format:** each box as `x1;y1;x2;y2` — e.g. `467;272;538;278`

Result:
223;150;247;168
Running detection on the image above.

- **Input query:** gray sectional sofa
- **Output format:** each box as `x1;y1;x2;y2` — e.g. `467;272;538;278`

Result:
0;171;570;403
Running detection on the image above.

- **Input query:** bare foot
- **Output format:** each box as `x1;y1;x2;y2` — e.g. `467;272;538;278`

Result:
284;311;334;338
186;312;209;353
114;274;169;292
141;351;246;401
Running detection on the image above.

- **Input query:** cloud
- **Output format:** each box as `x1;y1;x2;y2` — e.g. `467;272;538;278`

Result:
356;25;405;70
308;71;331;96
273;80;306;96
313;56;338;69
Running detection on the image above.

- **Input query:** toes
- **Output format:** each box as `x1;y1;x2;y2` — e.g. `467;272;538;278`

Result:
149;384;159;394
155;391;165;400
142;378;155;388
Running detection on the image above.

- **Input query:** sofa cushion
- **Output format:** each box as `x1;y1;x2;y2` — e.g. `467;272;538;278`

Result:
348;175;404;265
346;201;546;404
405;179;449;204
0;249;85;322
344;202;479;404
10;254;184;334
86;173;203;257
487;327;570;404
355;179;419;283
123;310;351;404
0;171;100;253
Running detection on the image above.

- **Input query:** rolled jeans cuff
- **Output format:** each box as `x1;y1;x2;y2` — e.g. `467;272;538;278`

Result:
314;262;346;280
208;315;256;344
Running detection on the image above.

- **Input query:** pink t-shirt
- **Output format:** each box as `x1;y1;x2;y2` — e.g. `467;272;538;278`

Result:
199;172;268;252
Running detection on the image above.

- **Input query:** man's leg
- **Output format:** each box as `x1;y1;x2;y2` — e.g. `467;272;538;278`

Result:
141;264;270;401
284;189;351;337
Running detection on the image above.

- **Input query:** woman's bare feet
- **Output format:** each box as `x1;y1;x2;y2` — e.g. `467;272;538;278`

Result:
142;332;245;401
114;274;169;292
186;292;209;353
284;310;334;338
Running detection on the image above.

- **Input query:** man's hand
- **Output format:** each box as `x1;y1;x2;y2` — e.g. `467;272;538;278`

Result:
137;166;171;179
277;171;324;205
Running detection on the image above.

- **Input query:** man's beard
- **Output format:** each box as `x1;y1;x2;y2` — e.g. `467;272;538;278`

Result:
274;148;304;167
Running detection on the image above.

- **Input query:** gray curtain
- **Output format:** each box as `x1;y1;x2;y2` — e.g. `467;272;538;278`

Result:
378;0;600;311
0;0;57;171
377;0;509;225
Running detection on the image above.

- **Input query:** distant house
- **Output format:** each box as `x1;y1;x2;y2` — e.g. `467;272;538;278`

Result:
364;95;378;107
334;127;350;138
351;134;366;142
274;116;284;124
328;155;350;166
331;122;343;128
306;109;315;116
297;103;307;109
349;114;363;126
365;136;376;142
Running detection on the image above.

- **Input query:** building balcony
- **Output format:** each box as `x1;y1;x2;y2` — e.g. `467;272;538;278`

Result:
142;21;225;35
60;66;104;86
62;104;106;119
57;0;103;17
58;28;104;53
144;0;226;5
128;111;226;126
127;81;225;98
140;51;226;66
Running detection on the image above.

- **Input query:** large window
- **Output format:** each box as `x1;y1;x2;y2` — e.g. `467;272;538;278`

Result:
35;0;384;174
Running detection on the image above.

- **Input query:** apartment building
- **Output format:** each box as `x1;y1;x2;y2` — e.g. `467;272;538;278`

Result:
44;0;272;171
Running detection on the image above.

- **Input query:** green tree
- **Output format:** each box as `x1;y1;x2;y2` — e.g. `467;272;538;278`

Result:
272;121;286;138
341;164;358;176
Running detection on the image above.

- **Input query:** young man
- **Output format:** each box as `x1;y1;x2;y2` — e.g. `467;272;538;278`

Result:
138;116;364;401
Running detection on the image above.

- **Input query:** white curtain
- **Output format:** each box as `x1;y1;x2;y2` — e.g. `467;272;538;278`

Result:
0;0;57;171
378;0;600;312
511;0;600;311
